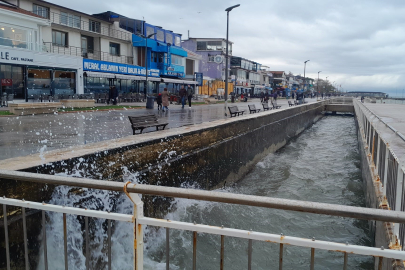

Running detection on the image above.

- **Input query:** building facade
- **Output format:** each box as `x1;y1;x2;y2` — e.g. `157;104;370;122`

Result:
1;0;197;101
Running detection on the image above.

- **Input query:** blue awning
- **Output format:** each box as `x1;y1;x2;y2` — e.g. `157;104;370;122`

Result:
170;46;187;57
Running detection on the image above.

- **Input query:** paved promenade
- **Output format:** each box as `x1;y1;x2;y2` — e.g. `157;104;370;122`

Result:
0;98;319;161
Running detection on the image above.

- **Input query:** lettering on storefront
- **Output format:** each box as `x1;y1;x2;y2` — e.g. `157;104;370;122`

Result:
0;51;34;63
83;59;160;77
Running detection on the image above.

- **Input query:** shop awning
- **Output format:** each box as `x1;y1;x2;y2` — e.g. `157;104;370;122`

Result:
85;71;116;79
84;71;162;81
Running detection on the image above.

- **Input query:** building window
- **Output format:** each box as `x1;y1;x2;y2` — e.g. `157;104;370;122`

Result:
156;29;164;42
208;56;215;62
171;55;184;66
197;41;207;51
33;4;49;19
0;24;27;49
146;26;155;37
165;32;173;45
89;20;101;33
109;42;120;56
52;30;68;47
174;36;181;46
60;12;81;28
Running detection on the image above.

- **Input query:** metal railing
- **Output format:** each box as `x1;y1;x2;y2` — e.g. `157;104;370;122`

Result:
48;12;132;41
1;169;405;270
42;42;133;64
354;99;405;248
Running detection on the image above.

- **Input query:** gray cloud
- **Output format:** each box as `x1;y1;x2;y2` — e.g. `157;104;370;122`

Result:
51;0;405;95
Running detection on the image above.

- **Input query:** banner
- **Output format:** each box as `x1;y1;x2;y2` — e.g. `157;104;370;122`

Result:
83;59;160;77
195;72;203;86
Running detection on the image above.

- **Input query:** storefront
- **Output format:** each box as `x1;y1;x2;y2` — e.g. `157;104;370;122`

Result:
0;47;82;101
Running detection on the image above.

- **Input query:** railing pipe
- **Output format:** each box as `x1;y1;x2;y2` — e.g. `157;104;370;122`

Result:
2;169;405;223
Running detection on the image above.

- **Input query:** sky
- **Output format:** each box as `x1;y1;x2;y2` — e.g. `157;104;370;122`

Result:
51;0;405;97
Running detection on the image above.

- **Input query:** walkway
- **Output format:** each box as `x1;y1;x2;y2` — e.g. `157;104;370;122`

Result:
0;98;317;161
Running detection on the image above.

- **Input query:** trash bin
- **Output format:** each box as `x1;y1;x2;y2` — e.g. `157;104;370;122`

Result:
231;95;235;103
146;96;155;109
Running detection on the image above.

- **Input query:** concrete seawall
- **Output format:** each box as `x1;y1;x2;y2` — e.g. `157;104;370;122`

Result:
354;100;405;270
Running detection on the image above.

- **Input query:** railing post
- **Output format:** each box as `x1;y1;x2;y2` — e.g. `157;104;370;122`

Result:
394;166;404;241
375;137;381;175
128;193;144;270
383;147;389;197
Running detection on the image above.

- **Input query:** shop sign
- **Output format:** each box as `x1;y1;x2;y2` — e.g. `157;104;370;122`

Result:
0;50;34;63
167;71;184;77
1;79;12;86
195;72;203;86
83;59;160;77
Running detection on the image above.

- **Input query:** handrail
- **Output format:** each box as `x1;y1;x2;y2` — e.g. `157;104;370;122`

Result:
2;169;405;223
42;42;133;64
48;11;132;41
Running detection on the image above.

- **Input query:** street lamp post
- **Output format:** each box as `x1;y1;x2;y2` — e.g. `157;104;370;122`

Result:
224;4;240;117
317;71;321;94
303;60;310;92
141;33;157;105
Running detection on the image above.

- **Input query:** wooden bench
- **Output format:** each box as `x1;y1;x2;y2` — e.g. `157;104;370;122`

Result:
128;115;168;135
248;104;261;114
271;101;281;109
288;101;294;107
228;106;245;117
262;103;272;111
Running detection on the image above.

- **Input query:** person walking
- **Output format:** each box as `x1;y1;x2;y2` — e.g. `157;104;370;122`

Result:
187;85;193;108
156;93;163;111
260;91;264;103
162;88;169;112
179;86;187;109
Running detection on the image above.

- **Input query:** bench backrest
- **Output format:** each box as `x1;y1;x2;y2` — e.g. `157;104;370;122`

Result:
263;103;270;109
248;104;256;110
128;115;159;125
228;106;239;113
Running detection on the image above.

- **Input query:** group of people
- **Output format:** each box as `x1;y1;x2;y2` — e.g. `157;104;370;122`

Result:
156;85;194;112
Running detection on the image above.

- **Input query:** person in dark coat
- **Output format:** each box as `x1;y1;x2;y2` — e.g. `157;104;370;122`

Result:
179;86;187;108
187;85;193;108
156;93;163;110
162;88;170;112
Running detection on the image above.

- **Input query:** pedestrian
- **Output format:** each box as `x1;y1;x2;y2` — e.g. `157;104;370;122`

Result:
179;86;187;109
187;85;193;108
112;86;118;105
260;91;264;103
264;91;269;103
162;88;169;112
108;86;113;104
241;93;244;101
156;93;162;111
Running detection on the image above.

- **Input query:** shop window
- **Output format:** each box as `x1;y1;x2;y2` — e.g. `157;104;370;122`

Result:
109;42;120;56
0;25;27;49
84;77;109;94
27;69;52;96
171;55;184;66
33;4;49;19
89;20;101;33
52;30;68;47
60;12;81;28
53;71;76;95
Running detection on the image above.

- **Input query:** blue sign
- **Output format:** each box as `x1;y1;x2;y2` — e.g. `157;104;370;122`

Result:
83;59;160;77
195;72;203;86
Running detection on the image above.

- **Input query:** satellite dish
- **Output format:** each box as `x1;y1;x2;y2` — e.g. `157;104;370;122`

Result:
214;55;223;64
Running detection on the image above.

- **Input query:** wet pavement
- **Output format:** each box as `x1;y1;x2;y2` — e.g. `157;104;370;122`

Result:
0;98;317;161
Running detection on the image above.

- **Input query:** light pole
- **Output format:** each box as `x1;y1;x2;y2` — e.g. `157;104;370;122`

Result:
141;33;157;106
224;4;240;117
303;60;310;92
325;76;329;93
317;71;321;94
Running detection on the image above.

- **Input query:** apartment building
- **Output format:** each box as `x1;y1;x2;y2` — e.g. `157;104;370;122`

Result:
1;0;197;100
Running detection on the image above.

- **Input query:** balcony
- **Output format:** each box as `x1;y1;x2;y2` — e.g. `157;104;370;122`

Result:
43;43;133;64
47;12;132;42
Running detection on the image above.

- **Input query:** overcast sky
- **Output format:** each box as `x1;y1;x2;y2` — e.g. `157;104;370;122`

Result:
52;0;405;97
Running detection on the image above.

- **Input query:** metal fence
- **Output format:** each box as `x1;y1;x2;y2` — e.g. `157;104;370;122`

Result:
1;169;405;270
353;100;405;248
49;12;132;41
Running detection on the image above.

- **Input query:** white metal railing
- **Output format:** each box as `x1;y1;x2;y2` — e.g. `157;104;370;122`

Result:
1;170;405;269
353;99;405;249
